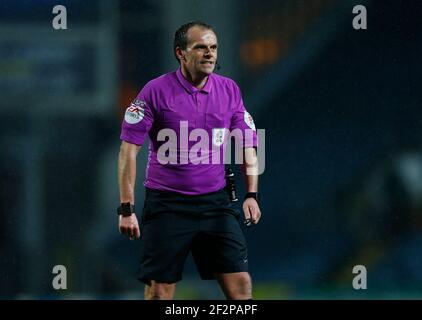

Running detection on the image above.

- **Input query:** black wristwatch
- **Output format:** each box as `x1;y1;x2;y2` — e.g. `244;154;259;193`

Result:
117;202;135;217
245;192;260;204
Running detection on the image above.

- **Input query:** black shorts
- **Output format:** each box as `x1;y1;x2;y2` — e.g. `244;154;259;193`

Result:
137;187;248;285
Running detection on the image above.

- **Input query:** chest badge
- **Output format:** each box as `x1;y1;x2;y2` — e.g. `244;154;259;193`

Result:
212;128;226;147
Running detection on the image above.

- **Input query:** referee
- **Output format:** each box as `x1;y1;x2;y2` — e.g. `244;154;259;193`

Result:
117;21;261;300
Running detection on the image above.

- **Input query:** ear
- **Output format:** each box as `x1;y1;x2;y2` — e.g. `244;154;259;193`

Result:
175;47;185;61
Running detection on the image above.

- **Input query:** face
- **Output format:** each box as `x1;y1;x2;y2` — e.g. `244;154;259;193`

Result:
177;26;218;77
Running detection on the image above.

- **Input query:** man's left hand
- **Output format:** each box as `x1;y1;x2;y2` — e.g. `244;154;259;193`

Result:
242;198;261;225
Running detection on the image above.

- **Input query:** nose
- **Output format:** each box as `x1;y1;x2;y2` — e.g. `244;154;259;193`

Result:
204;50;216;59
204;47;214;58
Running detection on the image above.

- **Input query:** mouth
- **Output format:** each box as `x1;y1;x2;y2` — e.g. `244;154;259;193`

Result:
200;61;215;66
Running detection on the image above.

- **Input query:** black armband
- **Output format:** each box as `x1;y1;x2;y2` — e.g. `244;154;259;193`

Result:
117;202;135;217
244;192;260;204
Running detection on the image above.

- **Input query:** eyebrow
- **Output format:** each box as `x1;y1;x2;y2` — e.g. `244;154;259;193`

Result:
192;43;218;49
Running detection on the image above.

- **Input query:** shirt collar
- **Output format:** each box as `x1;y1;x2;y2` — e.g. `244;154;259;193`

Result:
176;68;213;94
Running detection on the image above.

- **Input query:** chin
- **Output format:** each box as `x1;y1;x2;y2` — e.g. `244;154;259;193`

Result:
200;67;215;75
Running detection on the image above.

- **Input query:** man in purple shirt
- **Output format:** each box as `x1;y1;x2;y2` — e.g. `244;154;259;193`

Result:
117;21;261;300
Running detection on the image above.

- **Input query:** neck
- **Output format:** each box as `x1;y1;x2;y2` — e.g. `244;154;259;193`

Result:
180;66;208;89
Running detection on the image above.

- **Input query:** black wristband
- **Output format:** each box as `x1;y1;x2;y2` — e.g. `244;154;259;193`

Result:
117;202;135;217
245;192;260;204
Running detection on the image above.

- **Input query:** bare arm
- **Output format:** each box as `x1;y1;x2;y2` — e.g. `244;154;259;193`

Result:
241;147;259;192
240;147;261;225
118;141;141;203
117;141;141;239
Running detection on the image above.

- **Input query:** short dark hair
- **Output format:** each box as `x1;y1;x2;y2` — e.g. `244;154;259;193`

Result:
173;21;215;63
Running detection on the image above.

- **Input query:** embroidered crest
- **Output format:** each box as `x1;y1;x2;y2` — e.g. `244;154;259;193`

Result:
212;128;226;147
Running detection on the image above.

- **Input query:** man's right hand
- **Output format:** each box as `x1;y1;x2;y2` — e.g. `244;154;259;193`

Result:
119;214;141;240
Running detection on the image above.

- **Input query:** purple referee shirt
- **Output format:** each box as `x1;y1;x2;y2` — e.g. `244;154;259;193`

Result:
120;68;258;195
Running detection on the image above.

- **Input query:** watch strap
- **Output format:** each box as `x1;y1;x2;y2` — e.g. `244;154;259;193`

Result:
117;202;135;217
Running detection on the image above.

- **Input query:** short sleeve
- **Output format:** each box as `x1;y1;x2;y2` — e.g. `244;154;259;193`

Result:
229;82;258;148
120;83;155;146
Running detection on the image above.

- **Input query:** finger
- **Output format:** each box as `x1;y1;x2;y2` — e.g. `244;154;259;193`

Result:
243;204;252;220
243;206;253;227
121;225;132;238
250;205;259;223
128;226;135;239
134;224;141;238
253;209;261;224
120;226;127;235
247;205;255;220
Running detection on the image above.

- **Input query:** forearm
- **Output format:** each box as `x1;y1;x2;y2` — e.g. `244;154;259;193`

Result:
118;142;140;204
241;147;259;192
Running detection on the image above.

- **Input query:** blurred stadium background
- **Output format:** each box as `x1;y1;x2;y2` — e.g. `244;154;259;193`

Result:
1;0;421;299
